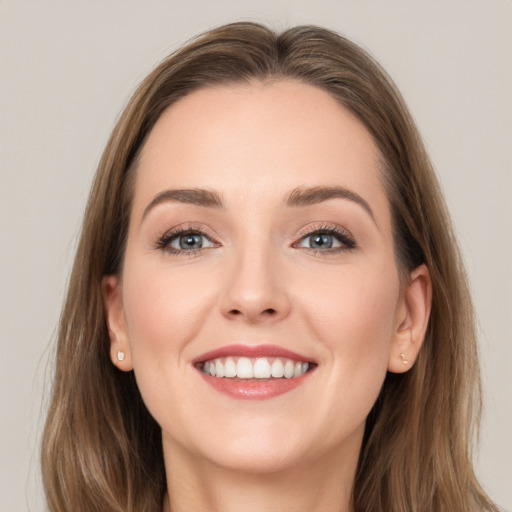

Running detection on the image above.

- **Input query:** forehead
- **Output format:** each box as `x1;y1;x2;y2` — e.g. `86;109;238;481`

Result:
133;80;388;221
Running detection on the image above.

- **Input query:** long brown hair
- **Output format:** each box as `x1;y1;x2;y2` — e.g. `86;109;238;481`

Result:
41;22;499;511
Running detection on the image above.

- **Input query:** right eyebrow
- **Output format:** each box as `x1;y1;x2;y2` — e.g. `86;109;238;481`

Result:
141;188;224;221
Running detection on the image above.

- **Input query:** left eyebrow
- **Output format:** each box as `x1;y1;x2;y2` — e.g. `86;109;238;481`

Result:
285;185;376;222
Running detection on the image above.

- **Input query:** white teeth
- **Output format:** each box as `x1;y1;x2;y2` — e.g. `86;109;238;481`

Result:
215;359;224;378
237;357;254;379
224;357;237;378
271;358;284;378
284;360;295;379
253;358;271;378
201;356;311;379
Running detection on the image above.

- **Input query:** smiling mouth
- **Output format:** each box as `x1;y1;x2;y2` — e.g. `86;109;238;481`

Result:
197;357;314;380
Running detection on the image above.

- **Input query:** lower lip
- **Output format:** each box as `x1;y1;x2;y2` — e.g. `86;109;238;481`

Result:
197;371;313;400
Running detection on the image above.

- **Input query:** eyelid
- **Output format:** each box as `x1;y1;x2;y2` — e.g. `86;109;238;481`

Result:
292;223;356;252
155;223;221;254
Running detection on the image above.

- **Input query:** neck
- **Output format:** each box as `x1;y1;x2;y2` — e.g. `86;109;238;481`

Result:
162;437;360;512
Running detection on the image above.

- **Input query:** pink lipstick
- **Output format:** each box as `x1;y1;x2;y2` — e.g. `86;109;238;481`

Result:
193;344;316;400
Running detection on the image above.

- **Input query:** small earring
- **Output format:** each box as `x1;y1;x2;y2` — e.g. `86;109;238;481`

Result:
400;353;408;365
117;351;125;362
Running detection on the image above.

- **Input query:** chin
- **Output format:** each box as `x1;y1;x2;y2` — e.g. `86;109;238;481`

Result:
165;412;363;477
202;440;310;475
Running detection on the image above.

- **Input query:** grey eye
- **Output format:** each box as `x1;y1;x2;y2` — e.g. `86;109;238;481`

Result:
178;234;203;250
298;232;343;250
308;233;334;249
169;233;215;251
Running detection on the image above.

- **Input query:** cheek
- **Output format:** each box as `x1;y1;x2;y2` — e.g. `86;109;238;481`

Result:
299;264;400;408
303;262;399;342
121;259;217;367
119;259;221;431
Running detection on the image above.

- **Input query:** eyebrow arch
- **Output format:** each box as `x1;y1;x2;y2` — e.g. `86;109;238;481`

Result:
142;188;224;220
285;186;375;221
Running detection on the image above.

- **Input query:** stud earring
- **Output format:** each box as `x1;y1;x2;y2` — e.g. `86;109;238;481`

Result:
400;353;408;365
117;351;125;362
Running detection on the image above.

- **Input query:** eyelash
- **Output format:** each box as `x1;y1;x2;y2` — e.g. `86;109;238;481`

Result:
155;224;220;256
155;224;356;256
292;225;356;255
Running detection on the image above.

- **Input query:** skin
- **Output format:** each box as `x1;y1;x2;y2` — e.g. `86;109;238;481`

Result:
103;81;431;512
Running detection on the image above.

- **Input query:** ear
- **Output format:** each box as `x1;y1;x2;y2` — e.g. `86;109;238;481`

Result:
388;264;432;373
102;275;133;371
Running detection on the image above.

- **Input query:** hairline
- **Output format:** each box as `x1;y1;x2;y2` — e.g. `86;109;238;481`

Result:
115;80;410;280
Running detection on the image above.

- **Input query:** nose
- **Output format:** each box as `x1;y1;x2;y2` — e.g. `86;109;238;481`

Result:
219;244;292;324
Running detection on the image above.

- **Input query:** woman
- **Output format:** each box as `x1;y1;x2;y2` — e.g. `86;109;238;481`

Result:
41;22;500;511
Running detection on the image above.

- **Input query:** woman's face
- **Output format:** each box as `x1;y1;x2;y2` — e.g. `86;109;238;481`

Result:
104;81;428;474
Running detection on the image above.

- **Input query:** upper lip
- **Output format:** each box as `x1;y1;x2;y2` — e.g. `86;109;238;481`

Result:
192;344;315;364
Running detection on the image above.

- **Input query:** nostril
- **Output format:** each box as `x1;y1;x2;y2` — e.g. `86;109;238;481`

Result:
227;307;277;317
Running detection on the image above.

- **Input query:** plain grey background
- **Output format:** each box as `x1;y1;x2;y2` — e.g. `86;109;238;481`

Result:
1;1;511;510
